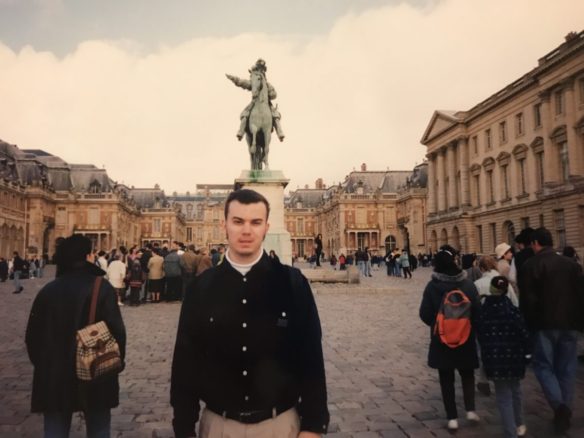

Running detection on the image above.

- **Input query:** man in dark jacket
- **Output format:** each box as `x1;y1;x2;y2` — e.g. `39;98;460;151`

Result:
0;256;8;282
25;234;126;437
11;250;25;293
518;227;583;434
171;189;329;438
164;241;183;302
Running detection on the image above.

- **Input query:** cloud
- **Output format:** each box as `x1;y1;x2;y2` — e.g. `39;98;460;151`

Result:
0;0;582;192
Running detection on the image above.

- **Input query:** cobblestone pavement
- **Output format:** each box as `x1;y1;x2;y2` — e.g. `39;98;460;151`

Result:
1;264;584;437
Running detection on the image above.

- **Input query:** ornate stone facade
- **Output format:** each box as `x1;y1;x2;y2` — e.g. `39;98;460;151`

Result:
285;164;423;258
0;141;185;258
422;31;584;255
167;185;230;249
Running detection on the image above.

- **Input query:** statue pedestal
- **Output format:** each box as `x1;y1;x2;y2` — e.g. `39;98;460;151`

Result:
235;170;292;265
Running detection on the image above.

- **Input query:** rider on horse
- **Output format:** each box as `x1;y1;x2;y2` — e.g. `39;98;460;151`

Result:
226;59;285;142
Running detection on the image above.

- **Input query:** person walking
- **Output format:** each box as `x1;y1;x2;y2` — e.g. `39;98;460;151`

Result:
11;251;25;294
0;256;8;282
400;250;412;279
518;227;583;435
171;189;329;438
127;257;145;306
419;245;481;432
314;234;323;267
476;275;530;438
25;234;126;438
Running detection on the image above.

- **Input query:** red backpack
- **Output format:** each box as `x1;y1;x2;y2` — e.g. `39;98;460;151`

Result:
434;289;472;348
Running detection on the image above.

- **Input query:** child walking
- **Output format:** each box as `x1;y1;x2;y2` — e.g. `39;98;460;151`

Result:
477;276;531;437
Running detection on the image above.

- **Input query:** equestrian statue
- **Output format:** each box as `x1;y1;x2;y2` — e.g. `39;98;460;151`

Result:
226;59;285;170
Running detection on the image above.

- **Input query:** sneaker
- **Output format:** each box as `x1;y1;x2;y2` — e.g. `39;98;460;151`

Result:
476;382;491;396
517;425;527;437
118;302;124;306
447;419;458;431
12;290;21;294
466;411;480;423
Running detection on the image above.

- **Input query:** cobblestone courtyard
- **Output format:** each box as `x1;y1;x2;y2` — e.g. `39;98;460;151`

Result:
1;264;583;437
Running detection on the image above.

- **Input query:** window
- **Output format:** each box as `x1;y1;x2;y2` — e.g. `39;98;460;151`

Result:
297;218;304;234
474;174;481;206
357;233;366;249
186;227;192;241
477;225;483;253
534;103;542;128
515;113;524;136
153;219;161;233
521;217;530;229
501;165;510;199
485;129;492;149
88;208;99;225
499;121;507;144
555;90;564;115
579;77;584;104
490;223;497;250
518;159;527;195
536;151;544;190
472;136;478;155
559;141;570;182
554;210;566;249
487;170;494;203
539;214;545;228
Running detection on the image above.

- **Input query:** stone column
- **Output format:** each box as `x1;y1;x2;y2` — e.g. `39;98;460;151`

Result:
459;136;470;206
540;92;557;184
427;153;437;214
564;80;583;177
436;148;446;212
447;142;457;209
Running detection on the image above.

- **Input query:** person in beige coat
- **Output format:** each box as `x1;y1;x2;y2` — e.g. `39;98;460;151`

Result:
147;249;165;303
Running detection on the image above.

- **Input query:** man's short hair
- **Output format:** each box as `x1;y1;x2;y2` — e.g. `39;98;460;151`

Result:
98;250;106;257
224;189;270;219
531;227;553;247
55;234;92;269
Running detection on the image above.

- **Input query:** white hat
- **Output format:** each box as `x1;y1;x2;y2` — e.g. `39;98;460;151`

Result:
495;242;512;259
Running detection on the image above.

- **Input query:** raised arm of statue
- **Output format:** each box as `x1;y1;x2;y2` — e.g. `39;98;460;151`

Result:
226;74;251;91
267;82;277;100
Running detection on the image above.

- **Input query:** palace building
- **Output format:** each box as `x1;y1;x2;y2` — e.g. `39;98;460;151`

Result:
285;163;427;258
422;31;584;255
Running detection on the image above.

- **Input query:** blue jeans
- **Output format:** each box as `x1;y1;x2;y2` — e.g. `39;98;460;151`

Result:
494;380;524;438
532;330;578;410
358;261;365;276
44;410;111;438
13;270;21;291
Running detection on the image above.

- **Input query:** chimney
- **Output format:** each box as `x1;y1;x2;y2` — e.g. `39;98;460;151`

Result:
315;178;324;189
304;184;309;189
361;163;367;171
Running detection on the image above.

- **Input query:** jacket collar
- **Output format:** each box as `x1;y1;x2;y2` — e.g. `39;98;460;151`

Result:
59;261;105;277
432;270;467;283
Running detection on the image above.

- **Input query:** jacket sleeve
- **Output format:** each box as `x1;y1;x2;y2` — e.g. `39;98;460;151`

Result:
100;281;127;361
171;280;200;438
419;283;436;327
25;290;47;366
518;261;538;328
292;271;330;434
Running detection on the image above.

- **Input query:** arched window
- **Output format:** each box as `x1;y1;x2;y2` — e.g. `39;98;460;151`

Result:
440;228;448;248
503;221;515;246
384;235;396;253
451;226;461;251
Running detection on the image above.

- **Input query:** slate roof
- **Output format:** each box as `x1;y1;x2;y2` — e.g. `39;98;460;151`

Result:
286;189;326;208
343;171;410;194
130;188;170;209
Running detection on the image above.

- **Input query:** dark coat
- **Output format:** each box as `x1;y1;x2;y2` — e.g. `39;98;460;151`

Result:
518;247;584;331
419;271;480;370
25;262;126;413
477;295;531;380
171;253;329;437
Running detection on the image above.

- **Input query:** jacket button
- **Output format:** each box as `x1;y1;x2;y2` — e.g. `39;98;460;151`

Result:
242;322;247;328
242;346;247;351
242;299;247;304
242;370;248;376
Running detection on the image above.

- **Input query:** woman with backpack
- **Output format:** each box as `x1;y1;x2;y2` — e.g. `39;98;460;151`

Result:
419;245;481;432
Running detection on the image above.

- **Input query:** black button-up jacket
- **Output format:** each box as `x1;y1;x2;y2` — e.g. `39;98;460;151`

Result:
171;253;329;437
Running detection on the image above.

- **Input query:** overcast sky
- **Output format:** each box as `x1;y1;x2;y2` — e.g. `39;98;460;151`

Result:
0;0;582;193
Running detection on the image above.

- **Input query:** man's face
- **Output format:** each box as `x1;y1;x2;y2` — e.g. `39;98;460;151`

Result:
223;201;269;263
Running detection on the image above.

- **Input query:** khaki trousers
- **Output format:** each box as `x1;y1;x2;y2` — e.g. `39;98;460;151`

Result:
199;407;300;438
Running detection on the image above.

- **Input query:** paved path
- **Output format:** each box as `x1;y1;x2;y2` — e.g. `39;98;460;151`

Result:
1;264;583;437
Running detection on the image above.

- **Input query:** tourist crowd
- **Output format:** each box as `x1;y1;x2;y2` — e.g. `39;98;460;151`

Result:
420;227;583;437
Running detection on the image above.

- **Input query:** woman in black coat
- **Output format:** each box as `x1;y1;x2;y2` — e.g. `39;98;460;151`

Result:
26;234;126;437
419;245;481;431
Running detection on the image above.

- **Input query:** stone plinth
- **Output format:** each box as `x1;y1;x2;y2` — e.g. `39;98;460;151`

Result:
234;170;292;265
